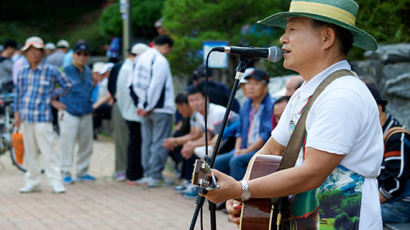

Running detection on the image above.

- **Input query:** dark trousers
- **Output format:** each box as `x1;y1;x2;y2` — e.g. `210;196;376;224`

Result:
93;103;112;131
126;121;143;180
181;155;197;181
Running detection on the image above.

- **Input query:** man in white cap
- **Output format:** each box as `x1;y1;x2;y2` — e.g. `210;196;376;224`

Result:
110;43;148;183
204;0;383;229
92;62;114;137
44;42;56;56
58;42;95;184
14;36;72;193
46;39;70;68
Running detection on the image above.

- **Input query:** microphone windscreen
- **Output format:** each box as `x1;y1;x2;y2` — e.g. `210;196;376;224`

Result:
267;46;283;63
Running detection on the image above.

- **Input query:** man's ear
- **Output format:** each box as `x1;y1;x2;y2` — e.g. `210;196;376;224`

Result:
322;27;336;51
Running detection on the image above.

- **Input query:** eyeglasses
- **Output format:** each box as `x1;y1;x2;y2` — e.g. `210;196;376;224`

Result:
75;52;89;56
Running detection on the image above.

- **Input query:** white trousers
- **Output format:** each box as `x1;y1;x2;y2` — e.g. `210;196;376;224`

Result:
21;122;62;187
58;111;93;177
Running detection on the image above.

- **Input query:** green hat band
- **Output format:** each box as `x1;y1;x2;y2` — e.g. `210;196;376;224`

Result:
289;1;356;26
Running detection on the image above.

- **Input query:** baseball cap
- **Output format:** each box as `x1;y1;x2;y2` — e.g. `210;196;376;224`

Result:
57;40;70;48
154;18;163;28
131;43;149;55
74;43;90;53
99;63;114;75
193;65;213;81
45;42;56;50
21;36;44;51
92;62;105;73
243;68;270;83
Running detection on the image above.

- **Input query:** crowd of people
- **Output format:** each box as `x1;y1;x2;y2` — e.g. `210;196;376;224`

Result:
0;1;409;227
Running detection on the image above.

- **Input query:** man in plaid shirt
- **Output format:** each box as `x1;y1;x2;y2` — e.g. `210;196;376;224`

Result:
14;36;72;194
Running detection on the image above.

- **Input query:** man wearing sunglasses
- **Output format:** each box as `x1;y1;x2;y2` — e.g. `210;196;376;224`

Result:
58;42;96;184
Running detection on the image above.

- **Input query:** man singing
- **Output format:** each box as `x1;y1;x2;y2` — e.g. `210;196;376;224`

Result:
203;0;383;229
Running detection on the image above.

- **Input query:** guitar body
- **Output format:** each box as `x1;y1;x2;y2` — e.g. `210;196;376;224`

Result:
240;154;283;230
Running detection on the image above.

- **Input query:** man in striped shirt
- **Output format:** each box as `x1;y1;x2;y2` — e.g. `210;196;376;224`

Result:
14;36;72;194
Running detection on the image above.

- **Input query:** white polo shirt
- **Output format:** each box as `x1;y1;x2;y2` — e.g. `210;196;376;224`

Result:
272;60;383;229
191;103;238;136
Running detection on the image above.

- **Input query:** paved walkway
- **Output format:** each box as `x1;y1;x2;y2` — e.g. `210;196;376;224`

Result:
0;137;237;230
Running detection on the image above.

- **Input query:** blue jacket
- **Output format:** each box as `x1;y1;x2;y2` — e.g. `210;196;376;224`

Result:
237;94;275;149
60;64;93;116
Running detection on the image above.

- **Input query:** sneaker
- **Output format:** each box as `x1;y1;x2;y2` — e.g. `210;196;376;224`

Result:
19;184;41;193
114;172;126;182
174;179;190;191
147;177;166;188
135;177;150;185
182;185;198;198
63;176;74;184
76;174;96;182
52;183;66;194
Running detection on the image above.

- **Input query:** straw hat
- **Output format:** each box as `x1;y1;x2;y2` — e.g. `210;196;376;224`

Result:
257;0;377;51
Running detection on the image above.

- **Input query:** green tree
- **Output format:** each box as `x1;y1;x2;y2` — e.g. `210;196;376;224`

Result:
162;0;289;77
349;0;410;59
99;0;165;39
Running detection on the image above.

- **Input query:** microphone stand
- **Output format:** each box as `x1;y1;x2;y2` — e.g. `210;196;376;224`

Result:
188;56;256;230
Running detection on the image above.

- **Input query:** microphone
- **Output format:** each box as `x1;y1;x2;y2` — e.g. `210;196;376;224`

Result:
211;46;282;63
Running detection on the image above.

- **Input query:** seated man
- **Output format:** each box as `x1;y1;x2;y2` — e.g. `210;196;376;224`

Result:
179;85;238;197
272;95;291;129
367;86;410;223
162;92;201;190
213;69;274;181
180;85;238;160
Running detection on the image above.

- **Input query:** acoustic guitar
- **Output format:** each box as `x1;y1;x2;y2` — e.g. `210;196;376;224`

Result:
192;154;287;230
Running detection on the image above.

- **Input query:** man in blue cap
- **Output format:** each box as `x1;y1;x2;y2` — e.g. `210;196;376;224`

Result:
58;42;96;184
203;0;383;229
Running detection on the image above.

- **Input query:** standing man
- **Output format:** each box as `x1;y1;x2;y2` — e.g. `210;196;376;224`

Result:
113;43;148;183
0;39;17;92
46;40;70;68
131;35;175;187
204;0;383;229
14;36;71;193
59;43;95;184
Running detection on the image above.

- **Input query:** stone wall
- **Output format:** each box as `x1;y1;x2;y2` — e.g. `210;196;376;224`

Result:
352;43;410;127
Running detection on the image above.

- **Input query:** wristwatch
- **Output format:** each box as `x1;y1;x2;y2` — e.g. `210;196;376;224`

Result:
240;180;251;201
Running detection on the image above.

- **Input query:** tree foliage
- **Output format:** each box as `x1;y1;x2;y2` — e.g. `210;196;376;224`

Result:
162;0;289;76
348;0;410;59
99;0;165;40
0;0;105;45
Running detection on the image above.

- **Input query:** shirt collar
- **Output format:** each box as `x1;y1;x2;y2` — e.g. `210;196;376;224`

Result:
28;60;46;71
298;60;351;100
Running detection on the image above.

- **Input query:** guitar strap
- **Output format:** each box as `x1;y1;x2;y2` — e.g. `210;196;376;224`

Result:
277;69;355;171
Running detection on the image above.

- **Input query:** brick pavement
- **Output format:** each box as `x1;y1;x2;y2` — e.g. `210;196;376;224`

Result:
0;138;237;230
